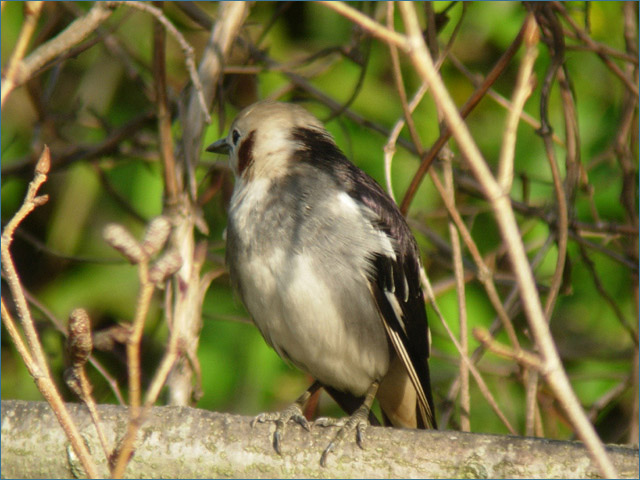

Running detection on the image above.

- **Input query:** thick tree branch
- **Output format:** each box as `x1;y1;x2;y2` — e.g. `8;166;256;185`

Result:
1;400;637;479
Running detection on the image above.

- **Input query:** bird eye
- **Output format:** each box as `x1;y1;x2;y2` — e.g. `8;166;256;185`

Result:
232;129;240;146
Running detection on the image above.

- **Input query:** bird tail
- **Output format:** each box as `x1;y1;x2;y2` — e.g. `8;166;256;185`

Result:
377;356;437;429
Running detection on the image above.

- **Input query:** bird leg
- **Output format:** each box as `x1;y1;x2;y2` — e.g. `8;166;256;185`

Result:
251;380;321;454
315;381;379;467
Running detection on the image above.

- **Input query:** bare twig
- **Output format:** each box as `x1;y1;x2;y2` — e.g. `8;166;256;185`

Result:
576;242;637;342
420;270;517;435
444;158;470;431
382;0;427;201
152;9;179;207
317;1;407;50
553;1;638;97
181;1;249;198
474;327;543;371
127;263;154;413
493;18;543;439
587;376;632;424
448;53;565;148
1;1;44;109
525;369;541;436
400;17;530;215
497;16;538;191
398;3;617;476
114;0;210;124
2;2;115;101
385;2;426;158
1;147;100;478
65;308;112;463
105;217;178;478
428;169;522;352
530;3;570;322
383;78;428;201
15;285;126;404
109;241;187;477
437;234;553;428
164;1;248;410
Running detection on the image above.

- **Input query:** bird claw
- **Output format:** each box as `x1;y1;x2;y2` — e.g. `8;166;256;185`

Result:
313;416;345;428
251;402;311;454
316;409;370;466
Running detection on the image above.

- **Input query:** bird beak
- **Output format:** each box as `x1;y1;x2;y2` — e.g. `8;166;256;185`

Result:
206;138;230;154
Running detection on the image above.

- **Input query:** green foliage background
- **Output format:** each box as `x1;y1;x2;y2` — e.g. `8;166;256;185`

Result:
2;1;637;442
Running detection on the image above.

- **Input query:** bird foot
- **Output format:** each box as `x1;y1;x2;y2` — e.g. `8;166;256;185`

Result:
315;404;370;467
251;402;311;454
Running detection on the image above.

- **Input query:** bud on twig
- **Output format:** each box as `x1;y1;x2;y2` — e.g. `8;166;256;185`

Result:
66;308;93;368
92;324;131;351
142;216;171;257
103;223;145;264
63;368;83;397
35;145;51;175
149;249;182;284
33;194;49;206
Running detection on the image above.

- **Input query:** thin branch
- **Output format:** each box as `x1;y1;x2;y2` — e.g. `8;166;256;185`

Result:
553;1;638;97
438;242;543;429
105;217;179;478
447;52;565;148
1;1;44;109
576;242;637;343
587;376;632;424
398;3;617;476
180;1;249;197
497;15;538;190
473;327;543;371
1;301;36;369
444;158;470;431
2;149;53;373
400;16;530;215
152;7;179;206
19;285;126;404
317;1;407;50
420;269;517;435
65;308;112;463
2;110;156;177
114;0;210;123
3;2;115;99
428;169;522;352
383;79;428;201
127;263;155;414
525;369;540;436
530;3;570;322
164;1;248;411
1;147;100;478
385;2;426;156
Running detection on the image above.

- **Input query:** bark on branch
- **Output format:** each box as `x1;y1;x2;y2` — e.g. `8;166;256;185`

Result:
1;400;638;478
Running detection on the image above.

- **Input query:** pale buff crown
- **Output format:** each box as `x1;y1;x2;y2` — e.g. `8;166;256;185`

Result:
224;101;328;179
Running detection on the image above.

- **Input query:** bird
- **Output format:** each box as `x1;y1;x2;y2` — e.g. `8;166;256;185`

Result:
207;100;436;465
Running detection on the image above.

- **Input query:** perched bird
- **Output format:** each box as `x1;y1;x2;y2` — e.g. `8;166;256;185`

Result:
208;101;436;464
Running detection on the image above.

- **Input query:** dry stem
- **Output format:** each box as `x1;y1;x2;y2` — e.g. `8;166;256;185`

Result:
1;147;100;478
0;1;44;109
397;3;617;476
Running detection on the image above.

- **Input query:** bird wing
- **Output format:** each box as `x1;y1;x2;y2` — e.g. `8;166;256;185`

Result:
290;127;436;429
357;184;437;430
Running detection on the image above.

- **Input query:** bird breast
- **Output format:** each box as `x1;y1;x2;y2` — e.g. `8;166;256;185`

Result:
225;173;392;396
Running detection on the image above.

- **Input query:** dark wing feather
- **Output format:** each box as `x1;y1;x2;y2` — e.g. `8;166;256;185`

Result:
292;127;437;429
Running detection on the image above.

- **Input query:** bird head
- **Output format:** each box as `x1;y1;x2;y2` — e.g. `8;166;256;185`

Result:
207;101;328;181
